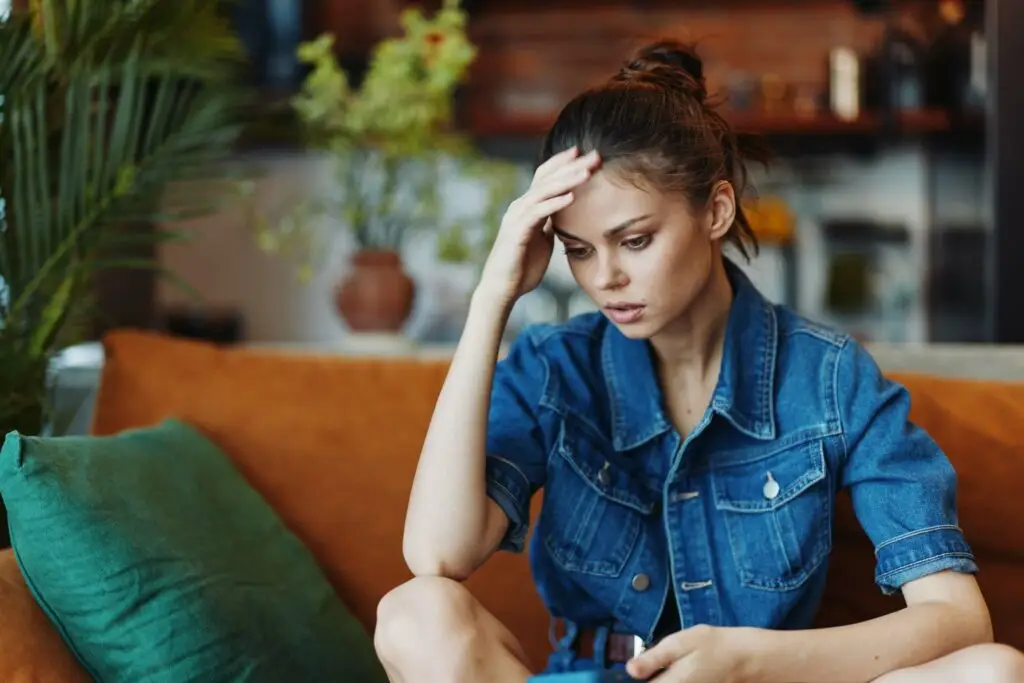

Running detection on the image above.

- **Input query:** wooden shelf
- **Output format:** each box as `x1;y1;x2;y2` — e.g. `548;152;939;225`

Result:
464;108;978;139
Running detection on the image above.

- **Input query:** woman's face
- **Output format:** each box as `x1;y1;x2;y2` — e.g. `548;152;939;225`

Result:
551;169;734;339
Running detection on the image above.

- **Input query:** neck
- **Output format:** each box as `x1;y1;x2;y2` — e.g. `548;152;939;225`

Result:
649;257;734;385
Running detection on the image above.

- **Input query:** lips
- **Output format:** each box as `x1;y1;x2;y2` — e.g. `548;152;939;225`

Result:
603;303;645;325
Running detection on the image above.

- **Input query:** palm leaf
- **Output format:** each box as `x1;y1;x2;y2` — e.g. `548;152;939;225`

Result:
0;0;249;361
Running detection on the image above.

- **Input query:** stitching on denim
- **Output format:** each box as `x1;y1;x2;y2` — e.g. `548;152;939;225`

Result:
759;302;778;438
487;455;532;494
875;551;976;583
786;326;846;347
834;338;849;458
874;524;964;554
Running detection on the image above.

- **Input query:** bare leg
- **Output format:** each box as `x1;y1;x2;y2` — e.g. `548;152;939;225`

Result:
374;575;536;683
872;643;1024;683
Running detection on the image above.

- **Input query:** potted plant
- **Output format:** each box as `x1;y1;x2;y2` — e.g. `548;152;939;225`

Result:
0;0;250;441
252;0;520;337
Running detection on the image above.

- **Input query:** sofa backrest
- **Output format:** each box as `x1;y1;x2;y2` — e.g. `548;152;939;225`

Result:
90;330;1024;666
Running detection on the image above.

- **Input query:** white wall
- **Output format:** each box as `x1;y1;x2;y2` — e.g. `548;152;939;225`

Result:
157;150;521;345
157;144;986;345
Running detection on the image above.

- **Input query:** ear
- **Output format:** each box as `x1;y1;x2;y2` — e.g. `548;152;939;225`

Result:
706;181;736;241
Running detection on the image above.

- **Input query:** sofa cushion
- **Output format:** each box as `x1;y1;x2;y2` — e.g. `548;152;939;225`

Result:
0;549;91;682
89;330;1024;661
817;371;1024;648
91;329;553;669
0;418;388;683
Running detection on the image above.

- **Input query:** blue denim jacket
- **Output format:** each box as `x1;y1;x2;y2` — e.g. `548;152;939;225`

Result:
484;261;976;670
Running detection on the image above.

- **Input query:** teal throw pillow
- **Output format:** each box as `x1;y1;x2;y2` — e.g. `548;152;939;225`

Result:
0;418;388;683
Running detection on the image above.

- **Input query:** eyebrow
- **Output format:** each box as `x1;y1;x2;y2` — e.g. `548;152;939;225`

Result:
552;214;652;242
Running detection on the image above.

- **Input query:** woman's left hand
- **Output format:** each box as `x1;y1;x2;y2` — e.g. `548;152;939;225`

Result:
625;624;754;682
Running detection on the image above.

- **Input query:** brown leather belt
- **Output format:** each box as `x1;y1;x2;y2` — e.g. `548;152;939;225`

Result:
575;629;636;664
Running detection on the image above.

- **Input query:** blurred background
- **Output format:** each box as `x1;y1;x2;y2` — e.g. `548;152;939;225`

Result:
14;0;1021;351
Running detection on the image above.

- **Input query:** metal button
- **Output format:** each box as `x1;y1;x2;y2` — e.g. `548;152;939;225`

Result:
597;462;611;487
763;472;780;500
631;573;650;592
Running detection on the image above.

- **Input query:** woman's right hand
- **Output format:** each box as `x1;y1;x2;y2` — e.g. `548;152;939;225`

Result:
477;146;601;307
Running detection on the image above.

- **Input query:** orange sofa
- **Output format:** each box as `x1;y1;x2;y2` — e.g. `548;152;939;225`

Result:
2;329;1024;680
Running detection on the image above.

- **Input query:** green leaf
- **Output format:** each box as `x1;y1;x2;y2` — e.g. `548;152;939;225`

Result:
27;272;73;357
0;0;250;368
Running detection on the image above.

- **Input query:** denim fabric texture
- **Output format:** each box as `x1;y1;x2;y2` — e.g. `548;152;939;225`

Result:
484;260;977;672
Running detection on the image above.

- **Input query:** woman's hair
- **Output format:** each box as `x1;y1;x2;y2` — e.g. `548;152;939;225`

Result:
539;39;771;261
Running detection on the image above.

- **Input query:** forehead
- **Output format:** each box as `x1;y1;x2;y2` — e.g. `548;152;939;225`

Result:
553;169;667;237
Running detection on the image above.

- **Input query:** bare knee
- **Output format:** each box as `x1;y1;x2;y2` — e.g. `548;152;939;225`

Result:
956;643;1024;683
374;576;479;673
889;643;1024;683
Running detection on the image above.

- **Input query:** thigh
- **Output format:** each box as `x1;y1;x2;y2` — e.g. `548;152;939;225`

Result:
874;643;1024;683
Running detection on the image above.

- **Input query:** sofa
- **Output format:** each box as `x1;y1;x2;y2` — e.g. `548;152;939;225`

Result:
1;328;1024;680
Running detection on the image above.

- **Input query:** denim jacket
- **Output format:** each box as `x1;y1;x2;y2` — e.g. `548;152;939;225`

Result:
484;261;976;664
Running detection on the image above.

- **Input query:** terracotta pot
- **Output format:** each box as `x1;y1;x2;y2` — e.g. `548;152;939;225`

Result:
333;249;416;333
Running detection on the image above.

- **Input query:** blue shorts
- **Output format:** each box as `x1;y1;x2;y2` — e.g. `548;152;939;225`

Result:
541;620;632;674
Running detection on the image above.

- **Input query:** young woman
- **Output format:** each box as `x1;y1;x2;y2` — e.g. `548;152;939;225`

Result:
374;41;1024;683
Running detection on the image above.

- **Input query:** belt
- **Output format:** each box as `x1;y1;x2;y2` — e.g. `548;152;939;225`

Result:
575;628;637;664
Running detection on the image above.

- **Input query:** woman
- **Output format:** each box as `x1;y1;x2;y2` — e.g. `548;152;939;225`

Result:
374;41;1024;682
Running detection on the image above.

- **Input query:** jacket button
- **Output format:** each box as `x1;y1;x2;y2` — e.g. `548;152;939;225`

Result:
597;463;611;487
631;573;650;592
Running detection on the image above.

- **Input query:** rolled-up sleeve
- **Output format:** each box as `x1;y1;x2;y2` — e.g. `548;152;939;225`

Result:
485;327;553;553
835;339;978;595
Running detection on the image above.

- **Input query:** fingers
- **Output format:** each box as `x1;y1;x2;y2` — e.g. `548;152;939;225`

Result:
497;147;599;247
506;150;597;232
659;655;700;682
533;147;601;185
521;193;575;229
626;635;691;680
534;145;579;178
529;162;592;204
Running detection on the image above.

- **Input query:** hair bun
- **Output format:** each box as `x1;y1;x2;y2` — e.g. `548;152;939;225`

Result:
619;40;707;102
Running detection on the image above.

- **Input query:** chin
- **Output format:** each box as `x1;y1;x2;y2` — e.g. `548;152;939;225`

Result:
615;326;654;340
604;313;661;340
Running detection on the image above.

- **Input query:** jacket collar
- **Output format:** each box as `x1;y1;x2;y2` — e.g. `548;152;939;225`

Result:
601;259;778;451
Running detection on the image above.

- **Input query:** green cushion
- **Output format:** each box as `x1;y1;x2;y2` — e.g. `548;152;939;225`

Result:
0;418;388;683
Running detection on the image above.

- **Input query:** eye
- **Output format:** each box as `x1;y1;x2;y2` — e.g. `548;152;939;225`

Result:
563;245;593;260
622;234;651;250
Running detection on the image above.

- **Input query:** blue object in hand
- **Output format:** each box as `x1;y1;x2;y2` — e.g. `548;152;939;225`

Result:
527;672;635;682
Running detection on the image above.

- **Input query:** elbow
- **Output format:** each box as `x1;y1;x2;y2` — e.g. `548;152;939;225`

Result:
962;592;995;645
974;611;995;644
402;540;476;582
947;597;994;646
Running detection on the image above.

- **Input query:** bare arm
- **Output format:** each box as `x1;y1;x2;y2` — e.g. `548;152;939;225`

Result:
626;572;991;682
744;571;992;683
401;292;514;579
401;146;601;580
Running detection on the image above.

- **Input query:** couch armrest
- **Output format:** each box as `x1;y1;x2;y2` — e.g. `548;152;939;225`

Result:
0;548;92;682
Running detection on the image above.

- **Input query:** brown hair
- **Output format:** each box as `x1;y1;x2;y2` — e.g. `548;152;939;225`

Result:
539;39;771;261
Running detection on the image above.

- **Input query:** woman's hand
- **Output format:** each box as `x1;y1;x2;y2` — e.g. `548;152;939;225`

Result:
476;146;600;307
626;625;755;682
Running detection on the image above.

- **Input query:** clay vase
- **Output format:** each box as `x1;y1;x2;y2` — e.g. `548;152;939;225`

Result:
333;249;416;333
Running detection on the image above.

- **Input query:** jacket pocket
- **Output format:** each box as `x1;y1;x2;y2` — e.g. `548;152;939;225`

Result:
540;419;657;578
711;438;832;591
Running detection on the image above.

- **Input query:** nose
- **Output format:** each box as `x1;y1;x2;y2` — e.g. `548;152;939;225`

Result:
594;254;629;291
